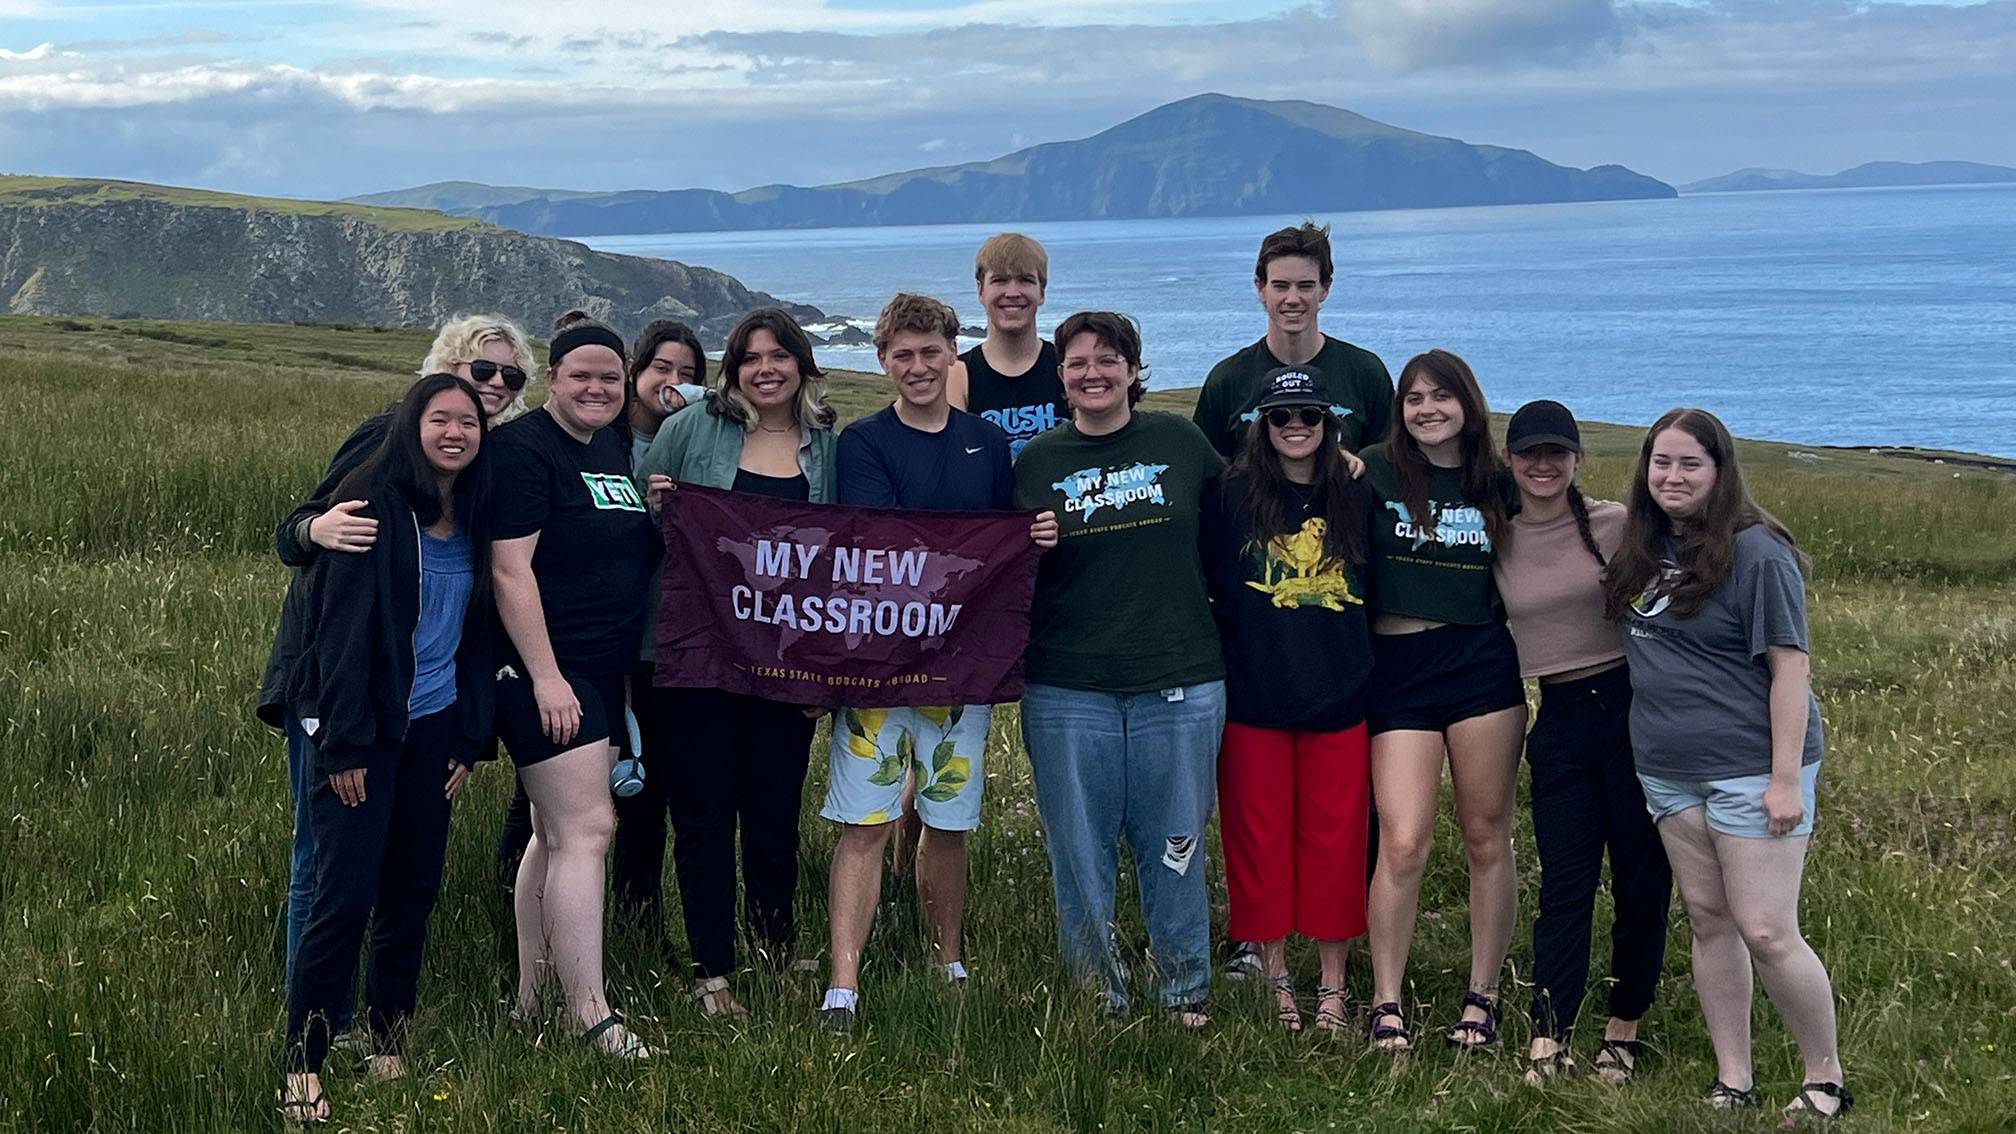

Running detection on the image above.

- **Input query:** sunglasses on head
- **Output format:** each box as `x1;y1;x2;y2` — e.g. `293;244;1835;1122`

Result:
1266;406;1326;429
467;359;529;391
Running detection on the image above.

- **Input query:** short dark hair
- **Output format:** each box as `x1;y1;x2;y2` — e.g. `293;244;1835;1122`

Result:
873;292;960;354
1254;221;1333;287
1052;310;1147;407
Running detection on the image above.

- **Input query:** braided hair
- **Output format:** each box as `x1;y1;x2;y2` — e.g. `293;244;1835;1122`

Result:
1564;483;1606;567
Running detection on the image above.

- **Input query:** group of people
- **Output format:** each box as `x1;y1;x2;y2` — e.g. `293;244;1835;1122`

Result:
260;223;1851;1124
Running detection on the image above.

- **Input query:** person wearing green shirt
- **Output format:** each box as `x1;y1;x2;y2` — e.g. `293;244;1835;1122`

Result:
1191;221;1393;460
1013;310;1225;1029
1359;349;1526;1054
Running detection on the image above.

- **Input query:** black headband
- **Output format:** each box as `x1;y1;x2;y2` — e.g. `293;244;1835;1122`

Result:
548;324;627;367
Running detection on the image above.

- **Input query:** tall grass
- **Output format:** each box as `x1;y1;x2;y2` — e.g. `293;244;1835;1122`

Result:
1;319;2012;1132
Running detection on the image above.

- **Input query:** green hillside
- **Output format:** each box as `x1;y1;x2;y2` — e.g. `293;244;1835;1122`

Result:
0;174;489;233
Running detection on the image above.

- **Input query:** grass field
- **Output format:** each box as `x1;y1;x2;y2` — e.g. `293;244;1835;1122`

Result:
0;314;2011;1133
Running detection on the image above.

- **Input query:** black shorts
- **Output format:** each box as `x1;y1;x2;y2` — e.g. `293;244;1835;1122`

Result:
1367;621;1526;735
493;662;629;768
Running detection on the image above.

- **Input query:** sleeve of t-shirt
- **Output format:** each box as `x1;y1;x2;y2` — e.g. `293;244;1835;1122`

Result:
1012;443;1048;511
1744;540;1811;659
835;423;899;508
491;438;553;540
1191;367;1231;458
1358;352;1395;447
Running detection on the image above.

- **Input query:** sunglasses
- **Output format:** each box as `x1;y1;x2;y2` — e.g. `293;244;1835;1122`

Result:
467;359;529;391
1265;407;1326;428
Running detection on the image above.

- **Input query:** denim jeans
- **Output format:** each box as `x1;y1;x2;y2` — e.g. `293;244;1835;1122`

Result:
285;716;353;1033
1020;680;1225;1012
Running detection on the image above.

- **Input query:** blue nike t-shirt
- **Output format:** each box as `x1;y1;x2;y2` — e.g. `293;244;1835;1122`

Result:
835;405;1014;511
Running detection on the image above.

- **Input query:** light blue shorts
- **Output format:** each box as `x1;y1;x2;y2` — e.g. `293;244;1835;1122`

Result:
1638;761;1821;838
821;704;992;832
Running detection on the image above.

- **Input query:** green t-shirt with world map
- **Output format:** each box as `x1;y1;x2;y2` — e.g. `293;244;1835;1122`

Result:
1012;411;1226;692
1360;443;1508;626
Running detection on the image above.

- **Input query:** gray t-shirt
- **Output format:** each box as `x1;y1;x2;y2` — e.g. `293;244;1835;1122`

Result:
1622;524;1824;779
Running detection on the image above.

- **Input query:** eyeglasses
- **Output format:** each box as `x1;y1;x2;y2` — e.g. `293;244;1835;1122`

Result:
467;359;529;390
1059;353;1129;377
1266;407;1326;428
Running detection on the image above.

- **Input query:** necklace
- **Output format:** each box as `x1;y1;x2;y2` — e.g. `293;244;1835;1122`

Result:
754;421;795;434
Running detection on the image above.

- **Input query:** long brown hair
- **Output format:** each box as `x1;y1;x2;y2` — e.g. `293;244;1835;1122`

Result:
1232;410;1368;565
1602;407;1806;620
1384;349;1509;550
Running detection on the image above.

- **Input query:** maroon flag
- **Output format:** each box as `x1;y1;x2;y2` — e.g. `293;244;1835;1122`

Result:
656;483;1041;708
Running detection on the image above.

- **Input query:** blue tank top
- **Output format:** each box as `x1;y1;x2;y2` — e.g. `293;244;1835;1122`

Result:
409;528;473;718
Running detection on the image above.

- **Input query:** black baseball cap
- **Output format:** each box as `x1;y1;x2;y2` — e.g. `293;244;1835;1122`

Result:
1255;366;1327;411
1506;400;1582;453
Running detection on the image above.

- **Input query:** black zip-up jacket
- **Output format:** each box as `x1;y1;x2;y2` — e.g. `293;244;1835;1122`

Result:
254;409;392;729
286;485;495;774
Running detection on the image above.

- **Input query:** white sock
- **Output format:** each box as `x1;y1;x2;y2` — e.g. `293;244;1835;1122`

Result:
821;987;859;1012
942;960;969;982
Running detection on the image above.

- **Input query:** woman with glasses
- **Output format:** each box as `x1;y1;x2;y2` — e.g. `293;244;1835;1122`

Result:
1011;311;1226;1028
1200;367;1375;1034
256;314;536;1047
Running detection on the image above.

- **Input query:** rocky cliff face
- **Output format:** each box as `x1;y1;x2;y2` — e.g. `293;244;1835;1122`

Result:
0;192;819;342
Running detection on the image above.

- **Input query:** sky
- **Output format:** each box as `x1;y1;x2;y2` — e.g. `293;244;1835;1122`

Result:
2;1;2012;201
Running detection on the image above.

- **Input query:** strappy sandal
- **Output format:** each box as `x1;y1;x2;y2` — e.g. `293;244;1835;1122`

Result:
1524;1046;1577;1087
1269;974;1302;1033
278;1078;328;1126
1445;989;1501;1049
1369;1001;1411;1051
1166;1002;1212;1030
1703;1079;1761;1109
690;975;748;1019
1313;985;1348;1034
1592;1038;1646;1085
1784;1081;1855;1119
580;1013;651;1060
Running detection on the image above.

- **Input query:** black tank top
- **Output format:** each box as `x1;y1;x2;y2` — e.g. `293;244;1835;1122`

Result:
732;467;811;502
961;340;1068;457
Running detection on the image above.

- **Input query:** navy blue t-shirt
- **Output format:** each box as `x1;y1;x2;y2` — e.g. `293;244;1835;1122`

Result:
835;405;1014;511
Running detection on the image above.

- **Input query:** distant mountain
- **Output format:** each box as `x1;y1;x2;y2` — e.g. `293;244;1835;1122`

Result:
1682;161;2016;194
0;176;819;342
353;93;1675;237
348;180;601;212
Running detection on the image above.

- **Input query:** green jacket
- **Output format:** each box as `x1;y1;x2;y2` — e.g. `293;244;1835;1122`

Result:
634;398;837;502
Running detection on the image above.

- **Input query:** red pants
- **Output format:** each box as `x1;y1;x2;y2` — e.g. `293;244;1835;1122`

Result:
1218;720;1370;942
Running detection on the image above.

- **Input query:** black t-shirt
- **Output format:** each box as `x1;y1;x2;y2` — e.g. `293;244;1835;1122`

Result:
1192;335;1393;458
732;467;812;501
491;408;660;675
1359;443;1507;626
962;341;1068;458
1203;473;1376;730
836;405;1013;510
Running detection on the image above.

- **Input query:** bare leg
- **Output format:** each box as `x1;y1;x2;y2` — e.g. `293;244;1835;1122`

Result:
1716;830;1844;1103
826;821;896;992
889;775;923;880
1316;939;1348;991
517;740;627;1039
512;807;551;1013
1446;706;1526;1032
916;826;969;966
1657;807;1753;1089
1366;729;1446;1037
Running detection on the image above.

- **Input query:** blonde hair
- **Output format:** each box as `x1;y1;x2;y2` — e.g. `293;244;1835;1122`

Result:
973;232;1048;289
420;314;537;424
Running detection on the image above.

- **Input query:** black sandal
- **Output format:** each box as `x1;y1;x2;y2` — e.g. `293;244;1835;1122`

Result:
1703;1079;1761;1109
1313;985;1348;1034
1592;1038;1646;1084
1524;1047;1577;1087
1269;974;1302;1033
1444;989;1501;1049
1369;1001;1411;1050
1785;1081;1855;1119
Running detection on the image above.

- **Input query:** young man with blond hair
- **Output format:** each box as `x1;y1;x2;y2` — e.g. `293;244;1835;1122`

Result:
948;233;1069;457
818;292;1058;1035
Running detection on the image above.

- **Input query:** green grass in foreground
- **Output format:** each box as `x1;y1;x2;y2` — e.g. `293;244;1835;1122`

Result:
0;316;2012;1132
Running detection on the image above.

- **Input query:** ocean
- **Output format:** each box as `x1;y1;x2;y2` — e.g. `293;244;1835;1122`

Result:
587;184;2016;457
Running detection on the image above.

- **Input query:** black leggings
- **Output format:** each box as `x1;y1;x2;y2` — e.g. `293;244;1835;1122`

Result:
658;687;815;979
287;709;456;1074
1526;664;1673;1039
611;665;676;944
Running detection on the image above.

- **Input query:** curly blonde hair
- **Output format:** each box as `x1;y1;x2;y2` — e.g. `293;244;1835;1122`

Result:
419;314;537;424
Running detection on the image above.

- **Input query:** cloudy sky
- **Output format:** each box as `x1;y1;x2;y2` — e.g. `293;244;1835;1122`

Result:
2;1;2011;200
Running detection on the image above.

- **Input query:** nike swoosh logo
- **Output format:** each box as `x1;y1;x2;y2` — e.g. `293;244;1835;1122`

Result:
965;446;983;454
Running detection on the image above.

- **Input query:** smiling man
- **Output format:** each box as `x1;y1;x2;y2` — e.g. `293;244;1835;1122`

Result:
1192;222;1394;460
817;292;1057;1036
947;233;1069;457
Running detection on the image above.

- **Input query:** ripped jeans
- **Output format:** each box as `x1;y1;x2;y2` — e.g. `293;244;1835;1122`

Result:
1020;680;1224;1012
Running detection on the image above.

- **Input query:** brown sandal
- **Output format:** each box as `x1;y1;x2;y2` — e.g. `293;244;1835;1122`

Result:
1270;974;1302;1033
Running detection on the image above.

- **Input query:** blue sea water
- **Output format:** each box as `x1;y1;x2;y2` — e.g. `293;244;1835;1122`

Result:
588;184;2016;457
